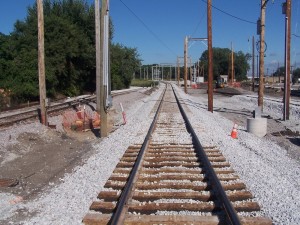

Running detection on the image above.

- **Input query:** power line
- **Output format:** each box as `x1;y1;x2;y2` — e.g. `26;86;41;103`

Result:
200;0;256;25
292;33;300;38
119;0;177;56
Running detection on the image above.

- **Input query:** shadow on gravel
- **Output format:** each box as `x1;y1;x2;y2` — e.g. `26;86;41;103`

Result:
214;108;252;117
271;129;300;147
288;138;300;146
91;128;100;138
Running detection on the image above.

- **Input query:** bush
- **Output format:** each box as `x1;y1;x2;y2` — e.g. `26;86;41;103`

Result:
131;79;159;87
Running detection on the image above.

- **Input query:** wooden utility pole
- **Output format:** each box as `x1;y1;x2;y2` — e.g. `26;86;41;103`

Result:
231;42;234;83
100;0;108;137
258;0;266;110
177;57;180;86
184;36;188;94
95;0;101;115
283;0;291;120
207;0;213;112
252;36;255;91
37;0;47;125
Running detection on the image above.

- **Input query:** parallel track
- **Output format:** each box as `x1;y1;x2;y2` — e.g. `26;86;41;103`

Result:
83;84;272;225
0;88;145;127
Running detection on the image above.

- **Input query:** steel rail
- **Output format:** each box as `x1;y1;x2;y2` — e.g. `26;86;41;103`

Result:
0;88;146;127
244;94;300;106
171;84;242;225
109;84;167;225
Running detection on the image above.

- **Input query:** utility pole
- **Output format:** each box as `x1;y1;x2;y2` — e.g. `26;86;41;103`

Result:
252;36;255;91
258;0;267;110
184;36;188;94
189;57;192;84
283;0;291;120
100;0;108;137
37;0;47;125
95;0;101;116
177;57;180;86
231;42;234;83
207;0;213;112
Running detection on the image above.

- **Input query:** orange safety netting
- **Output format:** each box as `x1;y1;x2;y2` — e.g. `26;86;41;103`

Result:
62;107;100;131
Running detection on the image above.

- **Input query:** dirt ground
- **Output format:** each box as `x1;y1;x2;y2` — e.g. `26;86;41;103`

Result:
0;89;155;202
0;129;96;198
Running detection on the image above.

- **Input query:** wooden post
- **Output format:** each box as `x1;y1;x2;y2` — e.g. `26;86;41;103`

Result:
252;36;255;91
231;42;234;83
207;0;213;112
177;57;180;86
258;0;266;110
286;0;291;120
37;0;47;125
184;36;188;94
283;0;291;120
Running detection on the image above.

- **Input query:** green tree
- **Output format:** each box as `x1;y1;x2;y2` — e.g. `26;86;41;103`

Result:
0;0;141;102
292;68;300;84
199;47;250;81
110;43;141;90
273;66;285;83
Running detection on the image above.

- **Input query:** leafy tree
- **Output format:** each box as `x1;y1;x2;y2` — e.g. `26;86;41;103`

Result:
0;0;140;103
273;66;285;83
292;68;300;84
199;47;250;81
110;43;141;90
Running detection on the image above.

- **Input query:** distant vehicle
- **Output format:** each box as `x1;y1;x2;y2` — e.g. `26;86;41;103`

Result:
216;76;225;88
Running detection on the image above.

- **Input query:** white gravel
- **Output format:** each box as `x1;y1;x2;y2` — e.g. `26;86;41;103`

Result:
174;85;300;225
0;83;299;225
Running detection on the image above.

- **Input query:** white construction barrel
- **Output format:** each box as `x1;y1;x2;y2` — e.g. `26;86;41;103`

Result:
247;118;267;138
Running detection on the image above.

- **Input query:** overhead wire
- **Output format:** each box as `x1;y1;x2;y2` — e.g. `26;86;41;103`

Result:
200;0;256;25
293;0;300;38
119;0;177;57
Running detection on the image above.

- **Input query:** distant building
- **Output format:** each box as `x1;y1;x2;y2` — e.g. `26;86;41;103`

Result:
220;75;228;83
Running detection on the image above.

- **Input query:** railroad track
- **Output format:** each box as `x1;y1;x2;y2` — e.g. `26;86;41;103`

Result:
83;83;272;225
244;94;300;106
0;87;145;127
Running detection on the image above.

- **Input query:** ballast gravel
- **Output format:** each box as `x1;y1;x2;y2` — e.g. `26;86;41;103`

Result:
0;83;299;225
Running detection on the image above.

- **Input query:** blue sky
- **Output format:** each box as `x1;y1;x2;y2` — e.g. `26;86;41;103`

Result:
0;0;300;74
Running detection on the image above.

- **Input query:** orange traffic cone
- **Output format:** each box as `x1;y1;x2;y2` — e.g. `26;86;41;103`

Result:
231;123;238;139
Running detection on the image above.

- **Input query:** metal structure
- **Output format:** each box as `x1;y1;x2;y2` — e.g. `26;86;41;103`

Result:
184;37;208;93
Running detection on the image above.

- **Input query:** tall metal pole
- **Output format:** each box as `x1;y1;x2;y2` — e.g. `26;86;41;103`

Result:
37;0;47;125
95;0;101;115
258;0;266;110
100;0;108;137
252;36;255;91
207;0;213;112
283;0;291;120
184;36;188;93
